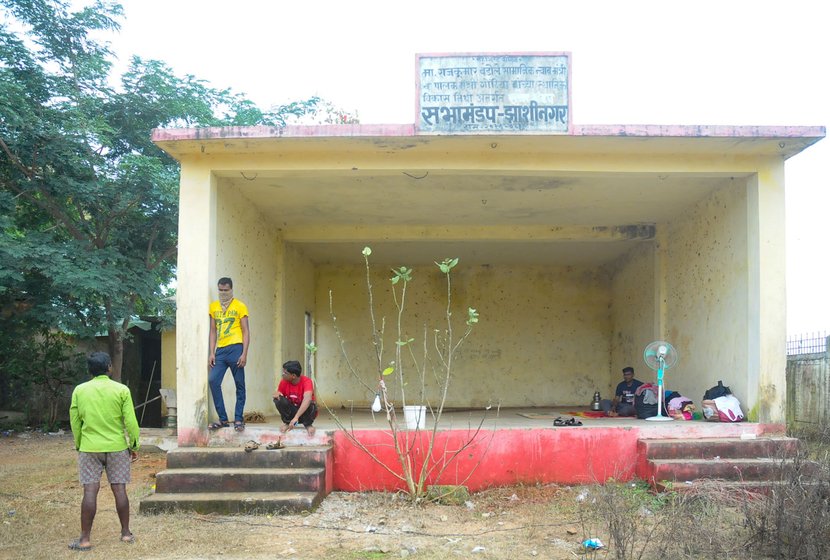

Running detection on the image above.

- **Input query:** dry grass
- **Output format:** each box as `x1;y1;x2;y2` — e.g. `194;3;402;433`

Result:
2;431;824;560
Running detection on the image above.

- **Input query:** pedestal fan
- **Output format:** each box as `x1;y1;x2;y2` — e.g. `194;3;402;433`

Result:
643;341;678;422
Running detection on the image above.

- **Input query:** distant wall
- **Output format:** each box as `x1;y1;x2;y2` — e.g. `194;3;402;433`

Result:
279;243;316;381
610;242;656;390
313;263;613;408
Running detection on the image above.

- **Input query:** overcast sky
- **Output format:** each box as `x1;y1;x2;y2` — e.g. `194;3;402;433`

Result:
109;0;828;335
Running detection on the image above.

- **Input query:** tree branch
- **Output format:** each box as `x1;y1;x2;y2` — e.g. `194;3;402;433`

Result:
0;137;34;179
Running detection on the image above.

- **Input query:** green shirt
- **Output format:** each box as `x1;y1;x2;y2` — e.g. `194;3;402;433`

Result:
69;375;140;453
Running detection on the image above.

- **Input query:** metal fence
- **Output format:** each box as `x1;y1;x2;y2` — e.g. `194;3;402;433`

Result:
787;331;828;355
787;331;829;427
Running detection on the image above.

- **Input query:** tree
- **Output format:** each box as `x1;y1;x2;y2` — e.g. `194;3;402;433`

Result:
0;0;333;380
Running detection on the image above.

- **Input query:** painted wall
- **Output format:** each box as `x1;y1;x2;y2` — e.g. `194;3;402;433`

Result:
211;184;279;419
313;263;613;409
610;242;657;390
278;243;316;379
160;328;176;416
331;422;781;492
663;183;749;404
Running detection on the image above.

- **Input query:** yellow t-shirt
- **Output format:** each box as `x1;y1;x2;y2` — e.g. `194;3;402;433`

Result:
209;299;249;347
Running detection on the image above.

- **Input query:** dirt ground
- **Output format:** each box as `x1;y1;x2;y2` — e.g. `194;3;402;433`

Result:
0;431;601;560
7;429;819;560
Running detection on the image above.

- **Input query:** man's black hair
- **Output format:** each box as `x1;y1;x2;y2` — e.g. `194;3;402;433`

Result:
88;352;112;377
622;366;635;374
283;360;302;376
217;277;233;288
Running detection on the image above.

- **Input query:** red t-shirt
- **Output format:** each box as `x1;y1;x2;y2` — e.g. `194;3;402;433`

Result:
278;375;315;406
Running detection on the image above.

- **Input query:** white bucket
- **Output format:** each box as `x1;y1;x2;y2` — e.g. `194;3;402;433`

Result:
403;405;427;430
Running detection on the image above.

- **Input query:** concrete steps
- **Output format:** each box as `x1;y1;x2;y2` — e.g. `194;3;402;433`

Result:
638;436;806;492
140;491;322;515
141;445;332;515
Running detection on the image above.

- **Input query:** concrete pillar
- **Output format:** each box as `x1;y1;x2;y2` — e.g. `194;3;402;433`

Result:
746;162;787;424
175;163;216;446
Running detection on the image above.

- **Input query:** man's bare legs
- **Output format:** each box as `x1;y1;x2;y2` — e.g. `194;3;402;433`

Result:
110;483;132;541
77;483;100;548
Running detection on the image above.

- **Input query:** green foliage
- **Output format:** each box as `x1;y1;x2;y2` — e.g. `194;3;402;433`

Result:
0;328;85;426
0;0;326;376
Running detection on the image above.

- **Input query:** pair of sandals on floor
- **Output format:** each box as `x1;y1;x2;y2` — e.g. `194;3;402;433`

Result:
208;420;245;432
553;416;583;427
243;440;283;452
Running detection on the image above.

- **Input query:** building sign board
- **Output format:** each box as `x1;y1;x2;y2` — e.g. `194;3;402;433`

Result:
416;52;571;135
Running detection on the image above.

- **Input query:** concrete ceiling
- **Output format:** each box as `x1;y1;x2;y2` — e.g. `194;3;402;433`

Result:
154;125;822;267
221;170;739;266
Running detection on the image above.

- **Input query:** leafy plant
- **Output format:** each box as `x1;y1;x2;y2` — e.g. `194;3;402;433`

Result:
321;247;490;500
1;329;85;427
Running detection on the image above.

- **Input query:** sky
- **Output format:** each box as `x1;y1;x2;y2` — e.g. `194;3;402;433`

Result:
106;0;828;335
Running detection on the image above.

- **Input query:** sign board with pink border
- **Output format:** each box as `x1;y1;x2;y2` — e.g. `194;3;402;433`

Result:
416;52;571;135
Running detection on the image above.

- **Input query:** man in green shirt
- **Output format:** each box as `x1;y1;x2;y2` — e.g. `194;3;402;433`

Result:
68;352;140;551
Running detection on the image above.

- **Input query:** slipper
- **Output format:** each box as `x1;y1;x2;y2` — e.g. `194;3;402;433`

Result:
121;533;135;544
68;540;93;551
234;422;245;432
244;440;260;452
565;417;583;426
265;441;283;450
553;417;566;426
208;421;229;430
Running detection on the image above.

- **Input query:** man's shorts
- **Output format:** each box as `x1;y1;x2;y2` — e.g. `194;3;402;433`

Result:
78;450;132;485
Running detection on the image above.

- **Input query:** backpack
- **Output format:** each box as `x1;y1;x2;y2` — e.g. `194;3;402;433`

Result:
703;380;731;401
634;383;665;419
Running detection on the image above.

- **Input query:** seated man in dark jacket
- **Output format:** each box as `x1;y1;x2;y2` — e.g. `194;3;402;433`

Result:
601;366;643;417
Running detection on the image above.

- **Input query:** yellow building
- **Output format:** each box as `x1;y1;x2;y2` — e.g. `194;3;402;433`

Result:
153;123;824;446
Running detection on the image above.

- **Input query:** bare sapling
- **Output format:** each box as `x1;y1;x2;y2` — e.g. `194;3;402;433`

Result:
316;247;495;500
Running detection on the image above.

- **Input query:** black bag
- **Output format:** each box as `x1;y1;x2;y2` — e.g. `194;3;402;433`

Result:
703;380;731;401
635;386;663;419
636;394;658;418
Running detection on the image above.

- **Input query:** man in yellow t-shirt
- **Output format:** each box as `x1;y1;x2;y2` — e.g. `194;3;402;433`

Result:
208;277;250;431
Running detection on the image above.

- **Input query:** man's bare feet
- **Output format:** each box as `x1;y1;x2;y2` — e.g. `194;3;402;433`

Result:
279;423;290;433
607;410;618;417
306;425;316;437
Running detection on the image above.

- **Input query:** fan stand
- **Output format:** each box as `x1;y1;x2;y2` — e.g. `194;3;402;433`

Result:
645;357;673;422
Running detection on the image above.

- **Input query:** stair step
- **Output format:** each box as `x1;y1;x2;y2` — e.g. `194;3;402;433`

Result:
155;467;325;493
654;479;800;496
140;491;322;515
640;437;801;460
166;445;331;469
649;457;816;482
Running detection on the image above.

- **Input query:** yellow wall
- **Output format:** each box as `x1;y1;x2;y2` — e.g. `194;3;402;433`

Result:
211;185;279;418
278;242;316;381
610;242;657;390
313;262;613;408
664;182;750;402
160;328;176;415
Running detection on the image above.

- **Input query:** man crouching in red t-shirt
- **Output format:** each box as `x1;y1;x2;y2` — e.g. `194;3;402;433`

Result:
273;360;318;436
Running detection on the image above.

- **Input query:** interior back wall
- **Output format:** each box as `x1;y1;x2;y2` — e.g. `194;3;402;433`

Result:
313;263;613;409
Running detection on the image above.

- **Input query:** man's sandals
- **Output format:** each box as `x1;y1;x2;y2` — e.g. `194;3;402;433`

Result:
208;421;245;431
553;416;583;427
